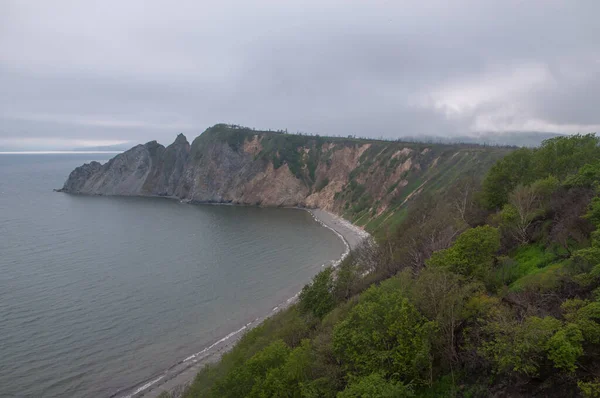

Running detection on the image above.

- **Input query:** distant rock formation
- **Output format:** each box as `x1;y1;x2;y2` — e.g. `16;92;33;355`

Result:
59;124;511;224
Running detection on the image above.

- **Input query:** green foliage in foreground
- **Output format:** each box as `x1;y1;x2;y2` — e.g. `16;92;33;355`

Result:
180;134;600;398
333;282;437;384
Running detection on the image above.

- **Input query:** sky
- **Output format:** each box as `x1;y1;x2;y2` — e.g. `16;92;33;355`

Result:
1;0;599;150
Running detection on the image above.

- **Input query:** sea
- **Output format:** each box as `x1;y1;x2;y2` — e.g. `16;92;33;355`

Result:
0;153;345;397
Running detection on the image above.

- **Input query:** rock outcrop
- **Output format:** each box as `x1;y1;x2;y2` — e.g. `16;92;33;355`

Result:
59;124;511;228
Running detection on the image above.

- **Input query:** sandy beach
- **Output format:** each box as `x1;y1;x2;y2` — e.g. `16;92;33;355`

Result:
131;208;370;398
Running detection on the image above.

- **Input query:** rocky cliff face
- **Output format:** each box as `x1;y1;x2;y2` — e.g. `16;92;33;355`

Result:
61;135;190;197
60;124;511;229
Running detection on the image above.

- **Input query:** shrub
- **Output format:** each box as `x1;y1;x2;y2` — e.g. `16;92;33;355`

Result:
338;373;413;398
509;262;566;293
333;281;437;384
299;267;335;319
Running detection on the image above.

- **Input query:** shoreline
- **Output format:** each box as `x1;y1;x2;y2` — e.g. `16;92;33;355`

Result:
118;207;370;398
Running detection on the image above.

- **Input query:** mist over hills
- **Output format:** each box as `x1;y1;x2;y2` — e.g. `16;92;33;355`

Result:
398;131;564;147
0;130;571;152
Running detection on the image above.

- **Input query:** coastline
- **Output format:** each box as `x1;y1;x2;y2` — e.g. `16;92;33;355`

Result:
124;208;370;398
307;209;372;252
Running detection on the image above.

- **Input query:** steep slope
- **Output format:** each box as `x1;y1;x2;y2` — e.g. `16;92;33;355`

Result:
59;124;512;233
179;133;600;398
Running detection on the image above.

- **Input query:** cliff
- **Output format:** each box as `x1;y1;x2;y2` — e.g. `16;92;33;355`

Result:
59;124;511;232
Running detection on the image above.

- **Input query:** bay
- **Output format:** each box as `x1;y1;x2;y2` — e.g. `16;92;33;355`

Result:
0;154;345;397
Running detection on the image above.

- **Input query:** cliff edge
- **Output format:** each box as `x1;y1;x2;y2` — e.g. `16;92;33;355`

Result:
59;124;511;232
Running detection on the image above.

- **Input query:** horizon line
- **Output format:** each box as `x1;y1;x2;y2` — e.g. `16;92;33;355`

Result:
0;151;123;155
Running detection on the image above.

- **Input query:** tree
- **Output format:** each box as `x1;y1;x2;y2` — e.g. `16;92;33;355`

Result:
299;267;335;319
548;187;594;256
481;316;561;377
252;339;315;397
482;134;600;210
570;197;600;276
546;323;583;372
501;184;540;244
411;268;483;369
481;313;585;376
499;177;558;244
427;226;500;279
213;340;291;398
450;175;478;223
333;241;378;301
585;197;600;227
533;134;600;180
390;196;463;274
482;147;534;209
333;281;437;385
562;299;600;344
564;161;600;189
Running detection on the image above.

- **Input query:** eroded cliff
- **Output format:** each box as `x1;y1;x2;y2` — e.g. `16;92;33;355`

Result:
60;124;511;231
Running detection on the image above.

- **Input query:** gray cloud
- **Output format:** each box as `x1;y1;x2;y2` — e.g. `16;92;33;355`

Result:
1;0;599;149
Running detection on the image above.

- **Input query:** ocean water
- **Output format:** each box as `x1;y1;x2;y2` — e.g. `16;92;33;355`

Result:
0;154;345;398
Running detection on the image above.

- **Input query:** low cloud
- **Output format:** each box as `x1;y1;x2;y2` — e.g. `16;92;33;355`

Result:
1;0;598;149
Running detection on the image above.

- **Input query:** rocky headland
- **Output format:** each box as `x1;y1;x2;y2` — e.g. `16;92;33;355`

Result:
59;124;510;233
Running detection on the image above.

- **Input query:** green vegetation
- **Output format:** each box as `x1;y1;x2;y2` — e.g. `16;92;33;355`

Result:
482;134;600;209
333;281;437;385
176;133;600;398
427;225;500;279
298;267;335;319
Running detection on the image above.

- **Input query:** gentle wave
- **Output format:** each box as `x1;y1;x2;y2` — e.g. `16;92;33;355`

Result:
125;376;165;398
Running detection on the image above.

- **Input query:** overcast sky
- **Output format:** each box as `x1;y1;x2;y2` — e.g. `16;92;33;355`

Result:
1;0;599;149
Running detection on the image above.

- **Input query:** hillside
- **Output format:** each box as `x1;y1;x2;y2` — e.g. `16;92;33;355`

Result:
177;133;600;398
59;124;510;235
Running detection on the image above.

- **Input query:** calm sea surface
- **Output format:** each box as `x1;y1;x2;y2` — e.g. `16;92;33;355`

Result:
0;154;345;397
